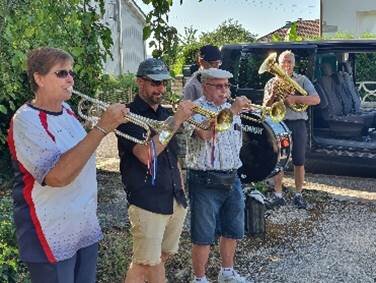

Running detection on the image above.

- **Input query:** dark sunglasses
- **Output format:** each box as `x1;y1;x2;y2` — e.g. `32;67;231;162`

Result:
142;77;168;87
54;70;75;79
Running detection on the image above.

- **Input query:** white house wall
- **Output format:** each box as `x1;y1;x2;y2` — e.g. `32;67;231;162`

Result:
103;0;146;75
122;2;146;74
103;1;120;75
322;0;376;36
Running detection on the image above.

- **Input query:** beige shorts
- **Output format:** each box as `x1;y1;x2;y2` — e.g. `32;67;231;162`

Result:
128;200;187;266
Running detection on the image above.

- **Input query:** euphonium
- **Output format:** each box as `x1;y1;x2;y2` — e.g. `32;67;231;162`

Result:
258;52;308;112
73;90;152;144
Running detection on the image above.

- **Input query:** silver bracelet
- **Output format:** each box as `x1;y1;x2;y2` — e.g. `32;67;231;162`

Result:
94;125;108;136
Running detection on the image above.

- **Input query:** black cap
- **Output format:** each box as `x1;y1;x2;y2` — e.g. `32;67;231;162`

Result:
136;58;172;81
200;45;221;62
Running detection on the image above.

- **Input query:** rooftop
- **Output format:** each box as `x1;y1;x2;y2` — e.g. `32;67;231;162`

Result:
257;19;320;42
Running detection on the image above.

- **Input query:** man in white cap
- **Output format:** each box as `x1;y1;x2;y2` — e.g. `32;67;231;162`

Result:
186;68;251;283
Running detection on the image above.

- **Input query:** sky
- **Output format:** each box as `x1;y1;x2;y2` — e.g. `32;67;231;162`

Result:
134;0;320;40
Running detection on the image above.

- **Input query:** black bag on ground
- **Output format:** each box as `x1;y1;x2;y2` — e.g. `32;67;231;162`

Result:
244;190;265;236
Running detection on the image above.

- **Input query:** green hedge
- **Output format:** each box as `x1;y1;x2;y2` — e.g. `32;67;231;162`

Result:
0;193;29;282
0;0;113;181
97;73;138;104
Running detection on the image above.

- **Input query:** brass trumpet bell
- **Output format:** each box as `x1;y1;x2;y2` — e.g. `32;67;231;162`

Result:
191;106;233;132
165;97;233;132
227;97;285;123
240;102;285;123
269;100;286;123
215;108;233;132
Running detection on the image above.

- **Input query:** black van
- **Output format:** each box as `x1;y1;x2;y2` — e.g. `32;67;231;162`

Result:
220;40;376;178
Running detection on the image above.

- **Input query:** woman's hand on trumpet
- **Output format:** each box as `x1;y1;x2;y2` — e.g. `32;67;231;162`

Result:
230;96;253;115
96;103;129;135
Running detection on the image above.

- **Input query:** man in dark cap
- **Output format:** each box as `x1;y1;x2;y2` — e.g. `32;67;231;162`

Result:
183;44;222;101
116;58;196;283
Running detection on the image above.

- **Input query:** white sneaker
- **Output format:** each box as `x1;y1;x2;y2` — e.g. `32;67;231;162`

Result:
217;270;250;283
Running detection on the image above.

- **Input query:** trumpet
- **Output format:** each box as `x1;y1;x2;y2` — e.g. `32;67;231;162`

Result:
166;99;233;132
189;106;233;132
227;97;285;123
73;90;151;145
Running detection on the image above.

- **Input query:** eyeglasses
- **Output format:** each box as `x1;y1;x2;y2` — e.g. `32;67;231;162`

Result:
54;70;75;79
205;82;231;90
142;78;169;87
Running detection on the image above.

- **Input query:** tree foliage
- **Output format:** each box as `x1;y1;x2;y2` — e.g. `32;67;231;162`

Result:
171;20;256;75
141;0;181;66
283;22;303;42
140;1;257;73
0;195;29;282
0;0;113;177
141;0;203;59
200;19;256;46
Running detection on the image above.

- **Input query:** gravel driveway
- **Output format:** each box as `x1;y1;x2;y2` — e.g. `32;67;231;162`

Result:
96;133;376;283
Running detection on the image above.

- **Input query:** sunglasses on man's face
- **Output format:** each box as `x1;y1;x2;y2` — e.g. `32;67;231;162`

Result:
54;70;75;79
143;77;169;87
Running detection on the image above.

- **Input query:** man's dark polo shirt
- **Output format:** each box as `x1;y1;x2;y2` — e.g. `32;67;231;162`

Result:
116;95;187;215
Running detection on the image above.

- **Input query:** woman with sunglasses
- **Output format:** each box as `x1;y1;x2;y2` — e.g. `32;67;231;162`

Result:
7;47;128;283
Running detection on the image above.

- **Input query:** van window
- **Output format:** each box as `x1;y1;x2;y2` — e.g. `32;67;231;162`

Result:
355;52;376;104
238;53;272;90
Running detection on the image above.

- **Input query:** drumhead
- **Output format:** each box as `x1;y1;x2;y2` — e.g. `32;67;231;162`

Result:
238;112;287;183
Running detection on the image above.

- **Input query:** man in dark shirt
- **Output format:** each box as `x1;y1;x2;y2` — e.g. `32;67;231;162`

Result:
117;58;195;283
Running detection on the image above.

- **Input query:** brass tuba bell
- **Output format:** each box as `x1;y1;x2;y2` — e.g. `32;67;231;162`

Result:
258;52;308;112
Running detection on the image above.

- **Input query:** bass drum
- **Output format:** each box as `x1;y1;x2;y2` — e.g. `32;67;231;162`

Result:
238;112;292;183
